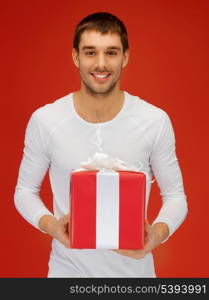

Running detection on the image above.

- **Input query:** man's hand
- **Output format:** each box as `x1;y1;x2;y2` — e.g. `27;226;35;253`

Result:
111;220;169;259
39;214;70;248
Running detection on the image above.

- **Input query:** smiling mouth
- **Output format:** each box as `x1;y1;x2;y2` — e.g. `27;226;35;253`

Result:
90;72;111;82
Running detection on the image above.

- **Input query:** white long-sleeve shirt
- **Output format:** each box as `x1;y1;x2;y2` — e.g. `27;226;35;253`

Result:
14;91;188;277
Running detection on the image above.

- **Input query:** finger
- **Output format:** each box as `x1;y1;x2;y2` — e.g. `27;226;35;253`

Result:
60;231;70;247
59;214;70;226
57;220;69;237
145;219;151;232
118;249;146;259
63;238;70;248
135;251;147;259
62;213;70;222
145;219;151;227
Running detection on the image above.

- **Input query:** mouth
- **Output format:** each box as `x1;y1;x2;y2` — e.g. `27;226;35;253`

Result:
90;72;111;82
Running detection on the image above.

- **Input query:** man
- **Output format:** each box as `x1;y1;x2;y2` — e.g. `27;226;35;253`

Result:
14;12;188;277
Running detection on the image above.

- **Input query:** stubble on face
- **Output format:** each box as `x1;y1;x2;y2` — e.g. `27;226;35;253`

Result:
80;63;123;97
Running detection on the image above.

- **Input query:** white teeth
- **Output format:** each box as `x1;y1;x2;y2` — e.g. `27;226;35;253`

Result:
94;74;108;78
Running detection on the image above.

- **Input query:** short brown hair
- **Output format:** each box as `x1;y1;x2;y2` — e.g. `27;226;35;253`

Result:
73;12;129;53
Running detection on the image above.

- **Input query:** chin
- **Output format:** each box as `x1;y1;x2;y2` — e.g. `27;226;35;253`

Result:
84;82;118;96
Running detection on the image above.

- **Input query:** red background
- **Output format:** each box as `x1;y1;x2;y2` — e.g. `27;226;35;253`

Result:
1;0;209;277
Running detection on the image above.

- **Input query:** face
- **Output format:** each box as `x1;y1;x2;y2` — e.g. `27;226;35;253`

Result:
72;30;129;96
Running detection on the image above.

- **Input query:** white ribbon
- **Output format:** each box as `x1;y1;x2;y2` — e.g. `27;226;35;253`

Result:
96;170;119;248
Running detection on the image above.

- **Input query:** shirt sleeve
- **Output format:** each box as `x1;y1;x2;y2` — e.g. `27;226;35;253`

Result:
150;112;188;241
14;110;54;233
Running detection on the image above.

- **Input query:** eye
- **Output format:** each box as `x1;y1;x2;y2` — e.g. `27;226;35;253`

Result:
85;51;96;56
107;51;117;56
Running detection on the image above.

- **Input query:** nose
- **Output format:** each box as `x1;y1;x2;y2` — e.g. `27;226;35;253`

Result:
95;52;107;70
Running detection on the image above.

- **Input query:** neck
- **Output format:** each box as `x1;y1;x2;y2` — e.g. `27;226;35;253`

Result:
73;88;125;123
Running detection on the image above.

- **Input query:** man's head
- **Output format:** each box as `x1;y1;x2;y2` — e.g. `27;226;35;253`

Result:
72;12;129;96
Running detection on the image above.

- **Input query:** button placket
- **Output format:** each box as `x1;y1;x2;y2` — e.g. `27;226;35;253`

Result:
95;126;103;152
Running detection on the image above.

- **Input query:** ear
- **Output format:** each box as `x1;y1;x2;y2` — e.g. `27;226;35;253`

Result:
122;49;129;68
72;48;79;68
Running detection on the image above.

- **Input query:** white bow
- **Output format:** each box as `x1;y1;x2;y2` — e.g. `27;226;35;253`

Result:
79;152;142;171
73;152;154;183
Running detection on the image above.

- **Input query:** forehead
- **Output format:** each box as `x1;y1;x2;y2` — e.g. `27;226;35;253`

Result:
79;30;123;50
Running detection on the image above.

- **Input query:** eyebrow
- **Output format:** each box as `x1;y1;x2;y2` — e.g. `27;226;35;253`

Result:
81;46;121;51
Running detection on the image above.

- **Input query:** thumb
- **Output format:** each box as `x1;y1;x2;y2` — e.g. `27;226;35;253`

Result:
145;219;151;234
145;218;151;227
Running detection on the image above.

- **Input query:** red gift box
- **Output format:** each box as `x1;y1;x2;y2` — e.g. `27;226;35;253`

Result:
70;169;146;249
